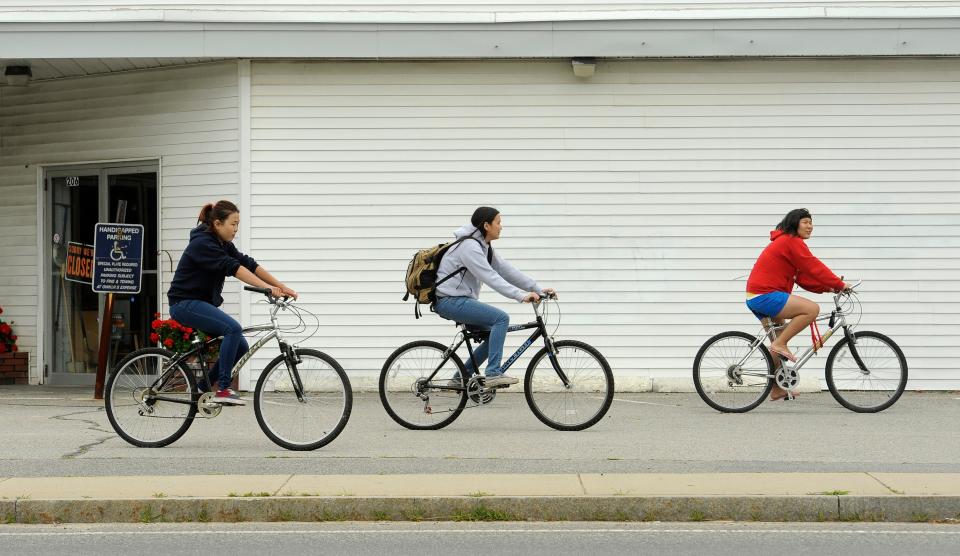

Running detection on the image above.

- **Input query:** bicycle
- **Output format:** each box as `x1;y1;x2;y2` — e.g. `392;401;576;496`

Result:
104;286;353;450
379;293;615;431
692;281;908;413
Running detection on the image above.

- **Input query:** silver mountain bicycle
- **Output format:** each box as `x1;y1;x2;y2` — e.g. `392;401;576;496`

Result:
105;287;352;450
693;281;908;413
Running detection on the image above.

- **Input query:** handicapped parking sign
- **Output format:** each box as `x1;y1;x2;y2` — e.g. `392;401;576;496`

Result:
92;223;144;294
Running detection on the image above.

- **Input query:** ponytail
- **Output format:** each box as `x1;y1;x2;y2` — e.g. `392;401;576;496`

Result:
197;200;239;231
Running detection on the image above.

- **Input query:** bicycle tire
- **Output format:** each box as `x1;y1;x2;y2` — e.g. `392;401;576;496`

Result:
379;340;469;430
254;348;353;450
693;331;774;413
825;330;908;413
104;347;197;448
524;340;614;431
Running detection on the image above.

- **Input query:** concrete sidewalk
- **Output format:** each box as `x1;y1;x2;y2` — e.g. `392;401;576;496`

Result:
2;473;959;524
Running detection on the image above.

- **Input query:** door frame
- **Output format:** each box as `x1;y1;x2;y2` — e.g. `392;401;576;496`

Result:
38;159;161;386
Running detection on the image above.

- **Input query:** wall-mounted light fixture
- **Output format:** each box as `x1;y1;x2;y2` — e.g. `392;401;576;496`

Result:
571;58;596;78
4;65;32;86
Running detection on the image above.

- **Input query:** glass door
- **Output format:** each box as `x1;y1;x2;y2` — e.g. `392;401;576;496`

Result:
45;163;159;385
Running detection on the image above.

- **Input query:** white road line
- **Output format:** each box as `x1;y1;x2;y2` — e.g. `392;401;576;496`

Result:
2;529;959;537
608;397;681;408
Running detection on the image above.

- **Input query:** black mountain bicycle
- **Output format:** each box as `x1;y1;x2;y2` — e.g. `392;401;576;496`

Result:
379;294;614;431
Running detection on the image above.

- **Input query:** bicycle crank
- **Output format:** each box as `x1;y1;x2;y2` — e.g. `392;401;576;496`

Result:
197;392;223;418
774;366;800;390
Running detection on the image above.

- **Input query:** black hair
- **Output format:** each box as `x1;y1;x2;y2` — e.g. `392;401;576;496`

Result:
198;200;239;228
776;208;812;236
471;206;500;239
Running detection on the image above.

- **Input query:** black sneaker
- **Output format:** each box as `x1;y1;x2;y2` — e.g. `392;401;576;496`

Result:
213;388;246;406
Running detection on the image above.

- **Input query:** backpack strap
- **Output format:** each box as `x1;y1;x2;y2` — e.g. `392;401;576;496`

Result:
434;236;489;289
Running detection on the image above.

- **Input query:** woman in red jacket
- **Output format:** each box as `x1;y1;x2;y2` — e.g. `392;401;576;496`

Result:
745;209;849;399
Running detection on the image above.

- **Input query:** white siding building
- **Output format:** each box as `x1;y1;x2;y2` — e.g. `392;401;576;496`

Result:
1;2;958;391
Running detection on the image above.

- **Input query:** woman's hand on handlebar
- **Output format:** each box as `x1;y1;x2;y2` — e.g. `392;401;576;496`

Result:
521;292;541;303
541;287;558;299
279;284;298;300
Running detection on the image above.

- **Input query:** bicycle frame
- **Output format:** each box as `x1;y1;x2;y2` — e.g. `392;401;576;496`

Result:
425;299;566;390
737;289;867;376
147;299;306;406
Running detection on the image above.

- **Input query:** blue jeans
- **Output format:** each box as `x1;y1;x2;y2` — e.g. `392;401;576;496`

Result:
170;299;248;390
434;296;509;377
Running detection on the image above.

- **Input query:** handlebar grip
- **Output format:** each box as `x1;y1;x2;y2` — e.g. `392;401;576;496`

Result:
244;286;272;296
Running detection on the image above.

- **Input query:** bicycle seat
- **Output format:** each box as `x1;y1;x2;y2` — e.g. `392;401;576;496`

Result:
457;324;490;341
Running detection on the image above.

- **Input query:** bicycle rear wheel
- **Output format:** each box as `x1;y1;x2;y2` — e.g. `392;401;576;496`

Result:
524;340;614;431
693;331;774;413
379;340;468;430
104;348;197;448
254;348;353;451
825;330;908;413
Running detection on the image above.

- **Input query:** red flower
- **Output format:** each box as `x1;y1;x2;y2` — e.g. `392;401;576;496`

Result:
10;345;17;352
151;319;162;330
150;333;159;343
0;344;6;354
163;338;174;348
154;312;161;318
10;335;16;341
184;327;193;335
183;333;190;340
0;323;11;335
0;306;3;315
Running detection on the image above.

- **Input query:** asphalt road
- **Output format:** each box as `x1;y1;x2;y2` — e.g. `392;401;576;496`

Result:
2;522;959;556
1;388;958;476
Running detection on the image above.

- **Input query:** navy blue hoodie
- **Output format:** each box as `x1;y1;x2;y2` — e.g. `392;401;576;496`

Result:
167;225;258;308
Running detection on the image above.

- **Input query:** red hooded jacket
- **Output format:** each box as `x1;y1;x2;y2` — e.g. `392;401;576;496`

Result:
746;230;844;295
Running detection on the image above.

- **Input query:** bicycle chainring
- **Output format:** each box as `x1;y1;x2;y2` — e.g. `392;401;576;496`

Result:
197;392;223;418
774;367;800;390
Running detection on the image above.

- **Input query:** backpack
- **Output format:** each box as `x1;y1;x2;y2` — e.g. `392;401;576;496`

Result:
402;235;491;318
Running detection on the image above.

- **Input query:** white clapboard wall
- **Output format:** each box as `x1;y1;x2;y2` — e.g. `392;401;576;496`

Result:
0;61;240;377
247;57;960;391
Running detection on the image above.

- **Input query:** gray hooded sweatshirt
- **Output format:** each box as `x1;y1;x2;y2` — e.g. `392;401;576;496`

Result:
435;224;540;302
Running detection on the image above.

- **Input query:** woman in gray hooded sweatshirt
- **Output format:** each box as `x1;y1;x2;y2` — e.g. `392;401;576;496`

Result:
433;207;557;388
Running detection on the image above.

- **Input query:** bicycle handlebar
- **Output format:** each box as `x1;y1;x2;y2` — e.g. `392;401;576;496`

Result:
244;285;291;304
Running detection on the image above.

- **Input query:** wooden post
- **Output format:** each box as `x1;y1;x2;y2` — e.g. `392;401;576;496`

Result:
94;200;127;400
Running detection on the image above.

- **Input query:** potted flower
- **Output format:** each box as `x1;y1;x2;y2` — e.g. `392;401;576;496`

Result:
0;305;27;384
150;313;220;365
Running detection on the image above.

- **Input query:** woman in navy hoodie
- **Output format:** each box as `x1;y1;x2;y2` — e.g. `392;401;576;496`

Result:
167;200;297;405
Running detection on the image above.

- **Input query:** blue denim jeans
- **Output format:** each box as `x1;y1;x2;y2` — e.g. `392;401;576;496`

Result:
169;299;248;390
434;296;510;377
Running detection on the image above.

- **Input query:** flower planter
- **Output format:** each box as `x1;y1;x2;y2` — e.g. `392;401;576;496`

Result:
0;352;29;385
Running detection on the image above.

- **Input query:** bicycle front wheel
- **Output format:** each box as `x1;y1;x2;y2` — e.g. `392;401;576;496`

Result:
104;348;197;448
254;349;353;451
693;331;774;413
524;340;614;431
826;330;908;413
379;340;468;430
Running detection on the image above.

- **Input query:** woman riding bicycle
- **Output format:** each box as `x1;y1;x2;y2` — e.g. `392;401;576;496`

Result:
746;208;850;400
433;206;556;388
167;200;297;405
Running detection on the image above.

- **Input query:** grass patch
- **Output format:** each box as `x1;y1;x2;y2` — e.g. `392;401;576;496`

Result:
689;510;706;522
196;508;210;523
372;510;389;521
820;490;850;496
276;510;295;522
241;492;272;498
452;505;514;522
3;513;15;524
152;492;167;498
467;491;492;498
138;507;161;524
912;512;930;523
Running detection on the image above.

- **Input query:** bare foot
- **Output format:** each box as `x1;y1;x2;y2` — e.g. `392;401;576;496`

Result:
768;344;797;362
770;387;799;401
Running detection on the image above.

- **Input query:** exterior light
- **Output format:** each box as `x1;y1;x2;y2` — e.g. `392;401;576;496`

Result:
4;65;32;86
571;58;596;78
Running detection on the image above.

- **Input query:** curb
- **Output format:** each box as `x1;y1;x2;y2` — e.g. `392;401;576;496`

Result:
6;496;960;524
